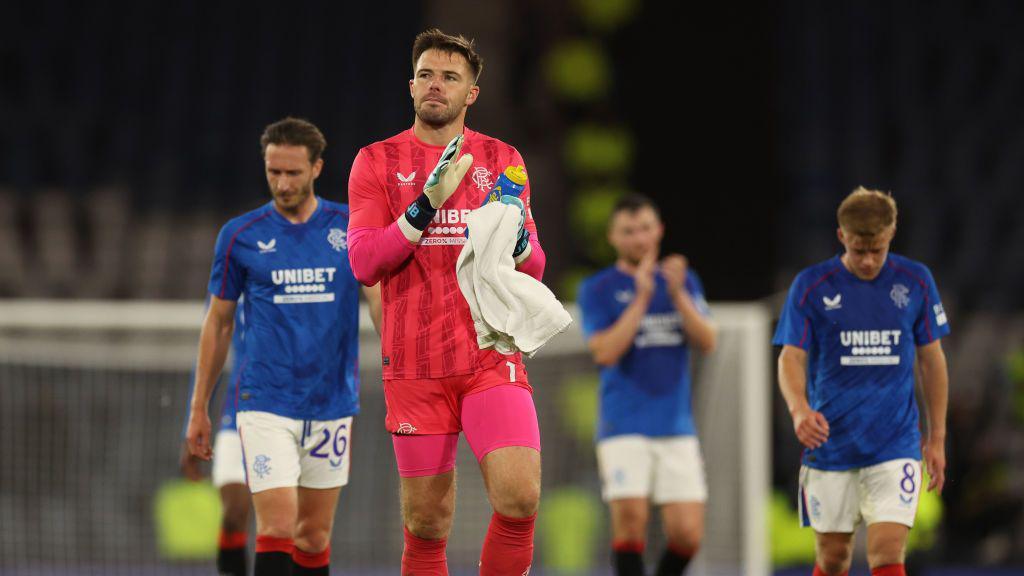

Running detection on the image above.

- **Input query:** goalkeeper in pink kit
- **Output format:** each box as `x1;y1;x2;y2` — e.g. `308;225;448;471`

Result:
346;29;546;575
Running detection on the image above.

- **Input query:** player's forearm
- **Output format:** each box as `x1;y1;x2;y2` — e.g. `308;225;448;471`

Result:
514;236;546;281
348;224;416;286
191;316;233;412
670;289;717;353
918;349;949;440
778;347;811;415
588;294;650;366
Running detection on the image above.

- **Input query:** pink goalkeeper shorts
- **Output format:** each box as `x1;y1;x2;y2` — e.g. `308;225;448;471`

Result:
391;384;541;477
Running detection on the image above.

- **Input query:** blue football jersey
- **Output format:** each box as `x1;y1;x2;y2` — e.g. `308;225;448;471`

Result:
208;198;361;421
773;253;950;470
217;299;246;432
578;265;711;440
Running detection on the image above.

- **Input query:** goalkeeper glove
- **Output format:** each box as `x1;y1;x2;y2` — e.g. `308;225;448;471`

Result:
500;195;532;262
398;134;474;241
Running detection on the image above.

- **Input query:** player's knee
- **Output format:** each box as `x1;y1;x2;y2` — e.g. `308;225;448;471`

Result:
867;536;906;568
293;525;331;554
668;525;702;556
221;510;249;535
490;480;540;518
816;535;853;575
819;559;852;576
221;505;250;534
404;502;455;540
615;507;647;537
817;541;852;575
256;522;293;540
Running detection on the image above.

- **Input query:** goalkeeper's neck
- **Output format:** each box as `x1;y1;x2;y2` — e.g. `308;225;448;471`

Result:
414;118;467;148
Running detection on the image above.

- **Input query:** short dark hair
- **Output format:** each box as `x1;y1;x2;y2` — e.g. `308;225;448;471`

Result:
412;28;484;83
260;117;326;163
611;193;661;219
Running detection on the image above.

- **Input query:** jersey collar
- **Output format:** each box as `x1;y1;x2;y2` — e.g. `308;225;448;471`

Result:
834;253;894;284
267;195;324;227
408;126;476;149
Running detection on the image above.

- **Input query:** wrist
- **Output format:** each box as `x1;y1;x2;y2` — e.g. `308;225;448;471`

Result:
634;288;654;304
404;194;437;230
513;240;532;264
788;402;810;417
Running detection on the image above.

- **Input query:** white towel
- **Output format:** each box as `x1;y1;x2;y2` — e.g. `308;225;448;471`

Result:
456;202;573;357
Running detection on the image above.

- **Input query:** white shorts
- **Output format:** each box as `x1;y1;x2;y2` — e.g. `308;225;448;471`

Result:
799;458;921;533
211;429;246;488
236;411;354;493
597;434;707;504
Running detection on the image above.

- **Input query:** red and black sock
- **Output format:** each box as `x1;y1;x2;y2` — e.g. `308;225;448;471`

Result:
402;526;448;576
292;546;330;576
612;540;645;576
655;543;694;576
255;535;294;575
871;564;906;576
217;530;248;576
813;564;850;576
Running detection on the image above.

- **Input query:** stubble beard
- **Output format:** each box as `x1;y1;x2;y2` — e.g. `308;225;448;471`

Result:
272;182;313;214
415;98;462;128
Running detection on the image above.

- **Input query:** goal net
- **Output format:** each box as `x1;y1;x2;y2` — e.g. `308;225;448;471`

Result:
0;299;771;576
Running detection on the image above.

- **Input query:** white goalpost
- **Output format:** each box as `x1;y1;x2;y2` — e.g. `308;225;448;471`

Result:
0;299;771;576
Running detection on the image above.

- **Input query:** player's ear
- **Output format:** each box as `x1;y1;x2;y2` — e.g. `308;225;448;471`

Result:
466;85;479;106
836;227;845;245
311;158;324;179
409;78;415;98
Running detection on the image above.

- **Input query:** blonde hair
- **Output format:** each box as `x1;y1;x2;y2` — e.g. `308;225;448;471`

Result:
837;187;897;237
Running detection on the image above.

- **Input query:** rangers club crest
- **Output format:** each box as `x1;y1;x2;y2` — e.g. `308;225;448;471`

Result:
327;228;347;252
890;283;910;309
471;167;493;192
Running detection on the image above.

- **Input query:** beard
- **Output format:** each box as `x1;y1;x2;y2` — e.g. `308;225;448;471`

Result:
271;182;313;212
414;97;462;128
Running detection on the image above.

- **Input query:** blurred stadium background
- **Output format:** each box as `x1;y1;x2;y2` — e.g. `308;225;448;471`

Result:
2;0;1024;574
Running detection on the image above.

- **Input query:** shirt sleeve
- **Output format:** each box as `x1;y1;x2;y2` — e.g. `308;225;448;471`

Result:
207;223;244;301
914;265;950;345
577;277;616;341
512;148;539;239
685;270;712;317
347;224;415;286
773;275;812;349
348;148;392;229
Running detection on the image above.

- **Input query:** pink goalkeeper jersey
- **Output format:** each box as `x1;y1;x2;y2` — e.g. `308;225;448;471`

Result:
348;127;541;380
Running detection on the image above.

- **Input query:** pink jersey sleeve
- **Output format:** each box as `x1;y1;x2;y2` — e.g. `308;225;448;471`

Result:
348;148;392;229
348;224;415;286
347;147;416;286
515;235;546;281
512;148;539;239
510;147;545;280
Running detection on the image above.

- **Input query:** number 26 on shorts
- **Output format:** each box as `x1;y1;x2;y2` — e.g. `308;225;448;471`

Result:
310;421;349;466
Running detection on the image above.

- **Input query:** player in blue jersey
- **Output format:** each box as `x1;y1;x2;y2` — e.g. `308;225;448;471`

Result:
185;117;381;576
180;298;252;576
774;188;949;576
578;194;717;576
